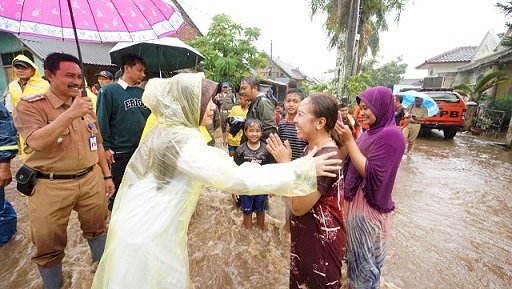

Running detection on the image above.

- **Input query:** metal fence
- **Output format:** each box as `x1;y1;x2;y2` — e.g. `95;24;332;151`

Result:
475;107;507;138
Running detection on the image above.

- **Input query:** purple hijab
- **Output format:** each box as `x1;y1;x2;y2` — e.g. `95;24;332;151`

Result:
343;86;406;213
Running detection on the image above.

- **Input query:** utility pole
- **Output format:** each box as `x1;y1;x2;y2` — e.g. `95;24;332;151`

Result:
335;0;346;99
268;40;273;79
345;0;360;79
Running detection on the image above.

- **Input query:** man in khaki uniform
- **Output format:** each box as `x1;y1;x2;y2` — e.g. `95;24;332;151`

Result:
214;82;236;145
13;53;114;289
402;97;428;153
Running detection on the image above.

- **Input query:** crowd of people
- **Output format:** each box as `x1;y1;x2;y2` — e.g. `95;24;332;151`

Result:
0;51;416;289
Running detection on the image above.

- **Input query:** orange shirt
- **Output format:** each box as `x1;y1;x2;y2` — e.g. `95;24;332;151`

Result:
13;91;102;173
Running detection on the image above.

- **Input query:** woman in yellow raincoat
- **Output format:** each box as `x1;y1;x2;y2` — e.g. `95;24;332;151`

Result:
92;73;340;289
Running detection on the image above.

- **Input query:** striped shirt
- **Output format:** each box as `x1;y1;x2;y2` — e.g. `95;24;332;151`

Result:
278;119;307;160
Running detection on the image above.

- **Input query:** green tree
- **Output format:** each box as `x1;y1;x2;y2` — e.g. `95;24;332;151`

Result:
453;70;509;103
309;0;406;96
364;56;407;88
497;1;512;47
188;14;267;87
339;57;407;101
344;72;373;97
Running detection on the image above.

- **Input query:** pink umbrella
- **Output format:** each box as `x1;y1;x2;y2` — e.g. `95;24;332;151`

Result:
0;0;185;95
0;0;185;42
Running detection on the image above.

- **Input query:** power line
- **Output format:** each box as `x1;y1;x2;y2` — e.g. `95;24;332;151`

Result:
177;0;214;21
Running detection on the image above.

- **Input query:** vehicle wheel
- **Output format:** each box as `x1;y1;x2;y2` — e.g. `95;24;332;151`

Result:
443;128;457;139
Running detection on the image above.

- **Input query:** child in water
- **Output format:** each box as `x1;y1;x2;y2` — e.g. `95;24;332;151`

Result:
234;119;272;229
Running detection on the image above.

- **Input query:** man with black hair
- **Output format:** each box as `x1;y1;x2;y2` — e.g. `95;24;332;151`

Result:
394;94;407;126
239;76;277;143
287;79;298;93
13;52;114;289
97;53;150;210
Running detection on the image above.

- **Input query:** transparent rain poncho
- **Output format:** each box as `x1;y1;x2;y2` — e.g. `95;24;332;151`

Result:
92;73;318;289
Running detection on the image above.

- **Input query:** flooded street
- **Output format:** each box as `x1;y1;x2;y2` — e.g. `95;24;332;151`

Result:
1;131;511;288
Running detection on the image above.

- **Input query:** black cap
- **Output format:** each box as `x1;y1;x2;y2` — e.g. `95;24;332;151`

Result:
95;70;113;80
13;60;32;68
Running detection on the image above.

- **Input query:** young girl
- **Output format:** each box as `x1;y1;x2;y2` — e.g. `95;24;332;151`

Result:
335;86;406;289
273;93;347;288
234;119;272;229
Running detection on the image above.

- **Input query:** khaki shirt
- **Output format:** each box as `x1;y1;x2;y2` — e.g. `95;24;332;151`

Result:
216;92;234;111
408;105;428;124
13;90;103;173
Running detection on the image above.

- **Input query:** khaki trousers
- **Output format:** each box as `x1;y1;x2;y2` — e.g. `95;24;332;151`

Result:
28;165;108;267
402;123;421;149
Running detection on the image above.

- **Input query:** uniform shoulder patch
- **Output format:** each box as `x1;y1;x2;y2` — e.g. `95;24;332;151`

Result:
21;94;45;103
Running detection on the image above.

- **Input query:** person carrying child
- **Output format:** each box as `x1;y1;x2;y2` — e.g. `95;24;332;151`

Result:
226;94;249;157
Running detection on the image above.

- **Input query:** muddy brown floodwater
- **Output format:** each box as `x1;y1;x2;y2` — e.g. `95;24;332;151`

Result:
1;131;511;289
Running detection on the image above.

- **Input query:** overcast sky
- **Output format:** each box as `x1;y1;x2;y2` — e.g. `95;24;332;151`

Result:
176;0;508;80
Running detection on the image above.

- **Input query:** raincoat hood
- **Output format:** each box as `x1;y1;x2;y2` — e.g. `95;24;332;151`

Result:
142;73;216;128
11;55;42;81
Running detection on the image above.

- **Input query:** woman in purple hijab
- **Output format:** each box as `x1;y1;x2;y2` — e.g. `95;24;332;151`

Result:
335;86;406;289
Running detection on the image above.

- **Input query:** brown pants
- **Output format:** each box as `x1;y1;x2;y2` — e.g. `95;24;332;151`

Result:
402;123;421;150
219;110;230;132
28;165;108;267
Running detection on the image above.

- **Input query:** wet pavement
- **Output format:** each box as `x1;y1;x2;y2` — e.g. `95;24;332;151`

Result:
1;130;511;288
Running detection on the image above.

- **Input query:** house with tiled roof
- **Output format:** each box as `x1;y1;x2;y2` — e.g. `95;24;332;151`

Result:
255;57;311;84
254;57;313;101
455;30;512;98
416;46;477;87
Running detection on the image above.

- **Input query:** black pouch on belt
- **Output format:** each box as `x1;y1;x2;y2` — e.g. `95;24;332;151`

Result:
15;165;37;196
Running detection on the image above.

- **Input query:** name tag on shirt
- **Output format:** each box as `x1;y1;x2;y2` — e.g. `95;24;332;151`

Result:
89;136;98;151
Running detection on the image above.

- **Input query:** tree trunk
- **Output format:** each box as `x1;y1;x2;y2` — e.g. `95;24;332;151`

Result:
335;0;346;99
344;0;360;78
335;39;345;100
343;0;360;103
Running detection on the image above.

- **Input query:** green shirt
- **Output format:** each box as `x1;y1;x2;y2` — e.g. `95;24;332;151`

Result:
241;93;277;143
96;82;150;152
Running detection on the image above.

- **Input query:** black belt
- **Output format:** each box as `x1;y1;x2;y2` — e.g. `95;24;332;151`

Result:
36;166;94;180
